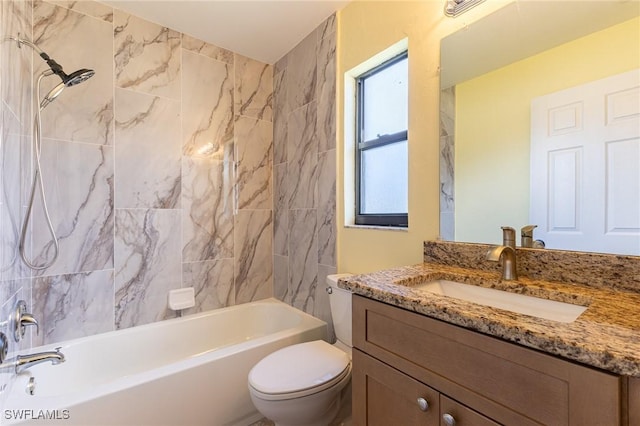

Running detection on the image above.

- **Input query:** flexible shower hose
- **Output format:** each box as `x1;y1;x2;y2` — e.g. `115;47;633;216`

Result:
18;71;60;270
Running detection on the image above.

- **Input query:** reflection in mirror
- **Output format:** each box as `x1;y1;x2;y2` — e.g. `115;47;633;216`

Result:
439;0;640;255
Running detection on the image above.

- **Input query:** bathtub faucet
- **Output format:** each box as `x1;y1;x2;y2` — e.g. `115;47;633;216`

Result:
0;347;65;374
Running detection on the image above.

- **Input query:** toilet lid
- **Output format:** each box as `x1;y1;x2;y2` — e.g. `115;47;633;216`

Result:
248;341;350;395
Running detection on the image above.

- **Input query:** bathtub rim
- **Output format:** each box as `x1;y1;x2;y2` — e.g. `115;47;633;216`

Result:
12;297;325;355
4;298;328;413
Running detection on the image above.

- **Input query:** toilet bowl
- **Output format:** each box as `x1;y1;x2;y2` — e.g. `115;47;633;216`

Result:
248;274;353;426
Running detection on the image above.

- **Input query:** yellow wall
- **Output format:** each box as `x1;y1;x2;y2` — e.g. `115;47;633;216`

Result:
455;17;640;244
337;1;509;273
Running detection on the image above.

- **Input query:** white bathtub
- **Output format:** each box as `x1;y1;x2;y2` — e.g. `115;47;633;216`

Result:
2;298;327;426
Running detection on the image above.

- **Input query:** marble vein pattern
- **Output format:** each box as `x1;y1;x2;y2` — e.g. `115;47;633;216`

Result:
316;26;336;153
317;13;336;41
181;34;233;64
114;88;181;209
182;157;234;262
271;15;336;337
286;31;317;113
1;0;32;136
0;114;30;281
32;270;114;346
234;210;273;304
234;54;273;121
0;278;32;353
439;86;455;237
317;149;336;266
1;0;31;402
440;87;455;139
32;139;114;277
0;285;7;403
288;101;318;209
275;52;288;76
181;48;234;160
289;209;318;313
273;163;288;256
44;0;113;22
33;0;114;146
235;116;272;210
339;258;640;377
182;258;234;315
273;68;288;165
273;254;290;303
114;10;181;100
115;209;181;329
0;0;334;352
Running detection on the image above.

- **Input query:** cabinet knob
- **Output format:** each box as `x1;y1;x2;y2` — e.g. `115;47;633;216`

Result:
417;397;429;411
442;413;456;426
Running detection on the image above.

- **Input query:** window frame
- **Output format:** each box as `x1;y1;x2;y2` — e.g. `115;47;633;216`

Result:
355;51;409;227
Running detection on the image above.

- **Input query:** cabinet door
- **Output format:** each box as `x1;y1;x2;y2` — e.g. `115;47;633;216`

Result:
353;349;440;426
353;295;623;425
440;395;500;426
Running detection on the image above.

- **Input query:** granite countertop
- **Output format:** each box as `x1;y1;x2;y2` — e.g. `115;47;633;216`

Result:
339;263;640;377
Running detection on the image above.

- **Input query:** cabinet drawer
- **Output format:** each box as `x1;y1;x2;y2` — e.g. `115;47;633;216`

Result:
440;395;500;426
353;349;440;426
353;295;623;426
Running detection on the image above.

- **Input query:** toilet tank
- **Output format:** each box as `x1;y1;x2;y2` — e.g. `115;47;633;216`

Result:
326;274;353;348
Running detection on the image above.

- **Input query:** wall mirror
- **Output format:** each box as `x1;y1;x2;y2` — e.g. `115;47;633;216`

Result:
439;0;640;255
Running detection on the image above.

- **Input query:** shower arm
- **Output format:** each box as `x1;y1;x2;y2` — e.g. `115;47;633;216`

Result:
5;36;69;82
6;36;45;55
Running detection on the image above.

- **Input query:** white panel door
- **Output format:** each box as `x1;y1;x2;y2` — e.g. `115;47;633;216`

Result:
531;69;640;255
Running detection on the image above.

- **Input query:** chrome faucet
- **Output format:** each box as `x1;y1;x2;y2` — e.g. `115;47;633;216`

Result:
0;347;65;374
486;245;518;281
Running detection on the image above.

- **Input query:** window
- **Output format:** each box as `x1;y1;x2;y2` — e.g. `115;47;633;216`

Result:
355;52;408;227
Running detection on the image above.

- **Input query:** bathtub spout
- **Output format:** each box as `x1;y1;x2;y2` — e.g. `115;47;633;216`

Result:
5;347;66;374
16;348;65;373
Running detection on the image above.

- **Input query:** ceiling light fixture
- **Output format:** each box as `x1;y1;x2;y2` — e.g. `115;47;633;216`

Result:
444;0;486;17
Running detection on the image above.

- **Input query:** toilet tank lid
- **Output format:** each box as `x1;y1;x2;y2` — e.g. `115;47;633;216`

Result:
326;273;353;287
248;340;350;394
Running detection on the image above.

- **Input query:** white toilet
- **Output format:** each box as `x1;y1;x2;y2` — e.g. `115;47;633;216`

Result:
248;274;353;426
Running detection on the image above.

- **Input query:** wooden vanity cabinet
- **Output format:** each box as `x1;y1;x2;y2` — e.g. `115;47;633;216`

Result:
352;349;440;425
353;349;500;426
352;295;630;426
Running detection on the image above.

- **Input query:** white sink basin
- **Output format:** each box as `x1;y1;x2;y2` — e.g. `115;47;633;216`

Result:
414;280;587;323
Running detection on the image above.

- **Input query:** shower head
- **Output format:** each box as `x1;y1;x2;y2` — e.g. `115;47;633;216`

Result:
39;68;95;109
39;69;94;109
42;52;95;86
7;36;95;107
63;69;95;87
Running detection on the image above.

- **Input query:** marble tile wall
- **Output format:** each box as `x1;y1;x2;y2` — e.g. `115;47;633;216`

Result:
0;0;274;363
439;87;455;240
1;0;32;403
273;15;337;340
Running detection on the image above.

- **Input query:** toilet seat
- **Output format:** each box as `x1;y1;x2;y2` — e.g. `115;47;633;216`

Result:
248;340;351;401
